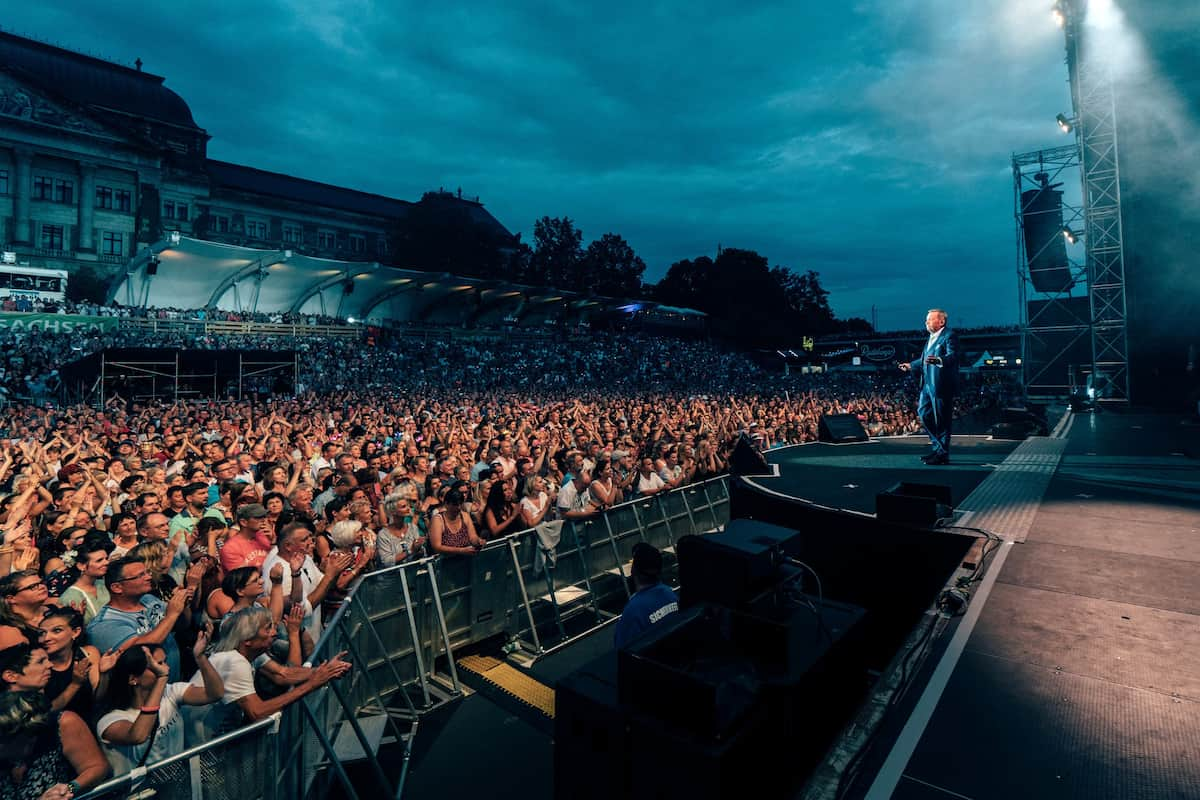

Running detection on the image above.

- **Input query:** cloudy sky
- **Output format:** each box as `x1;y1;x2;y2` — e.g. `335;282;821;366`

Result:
7;1;1190;329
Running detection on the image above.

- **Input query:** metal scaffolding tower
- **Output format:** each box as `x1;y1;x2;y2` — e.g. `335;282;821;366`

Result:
1067;0;1131;402
1016;0;1130;402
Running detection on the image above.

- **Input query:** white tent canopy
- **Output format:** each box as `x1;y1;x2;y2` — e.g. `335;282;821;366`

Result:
107;236;628;325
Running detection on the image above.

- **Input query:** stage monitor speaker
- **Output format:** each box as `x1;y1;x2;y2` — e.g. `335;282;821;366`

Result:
1021;186;1073;293
146;258;159;276
876;481;952;527
818;413;868;443
729;433;770;475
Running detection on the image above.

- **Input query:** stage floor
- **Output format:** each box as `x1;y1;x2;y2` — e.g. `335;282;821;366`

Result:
753;435;1021;515
855;409;1200;800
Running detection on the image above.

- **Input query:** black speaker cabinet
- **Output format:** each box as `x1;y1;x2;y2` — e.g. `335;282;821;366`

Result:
818;413;869;443
875;481;953;527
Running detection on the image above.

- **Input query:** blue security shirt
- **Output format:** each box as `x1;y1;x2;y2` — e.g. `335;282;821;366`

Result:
614;583;680;649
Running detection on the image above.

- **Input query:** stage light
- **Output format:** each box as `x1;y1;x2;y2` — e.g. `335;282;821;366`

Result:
1056;113;1074;134
1062;226;1078;244
168;230;181;245
1051;1;1065;28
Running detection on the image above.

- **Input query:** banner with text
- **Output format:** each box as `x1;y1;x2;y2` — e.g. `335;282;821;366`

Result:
0;313;120;334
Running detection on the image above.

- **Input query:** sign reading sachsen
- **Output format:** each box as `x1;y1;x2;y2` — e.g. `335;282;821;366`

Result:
0;313;120;334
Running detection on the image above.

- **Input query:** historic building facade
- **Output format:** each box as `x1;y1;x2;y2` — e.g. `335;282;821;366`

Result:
0;30;510;300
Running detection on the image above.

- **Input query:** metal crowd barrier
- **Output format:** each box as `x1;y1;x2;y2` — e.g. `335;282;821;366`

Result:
79;476;730;800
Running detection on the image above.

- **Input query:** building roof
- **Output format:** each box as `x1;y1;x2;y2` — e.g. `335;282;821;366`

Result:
0;30;201;130
206;159;414;219
108;236;639;325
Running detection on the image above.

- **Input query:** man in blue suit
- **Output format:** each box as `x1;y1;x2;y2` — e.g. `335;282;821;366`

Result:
899;309;958;465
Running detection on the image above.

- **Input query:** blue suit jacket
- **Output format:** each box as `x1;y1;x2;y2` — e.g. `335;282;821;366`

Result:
909;327;959;399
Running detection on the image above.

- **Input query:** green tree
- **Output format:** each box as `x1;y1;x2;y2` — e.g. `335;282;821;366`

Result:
652;256;713;309
836;316;875;335
771;267;835;333
530;216;583;288
580;233;646;297
66;264;110;304
705;248;794;346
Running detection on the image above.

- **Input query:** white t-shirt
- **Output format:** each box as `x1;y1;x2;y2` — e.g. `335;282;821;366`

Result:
183;650;260;747
97;682;191;775
637;472;665;495
261;552;324;642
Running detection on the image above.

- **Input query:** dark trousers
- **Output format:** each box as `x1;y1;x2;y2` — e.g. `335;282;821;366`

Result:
918;392;952;456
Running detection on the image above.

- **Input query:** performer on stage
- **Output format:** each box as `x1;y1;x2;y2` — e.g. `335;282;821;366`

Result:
899;308;958;465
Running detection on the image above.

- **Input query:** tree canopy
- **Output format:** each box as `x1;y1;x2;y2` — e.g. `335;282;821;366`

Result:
653;249;860;346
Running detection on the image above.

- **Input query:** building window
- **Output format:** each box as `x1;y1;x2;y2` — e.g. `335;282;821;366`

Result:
212;215;229;233
163;201;175;219
349;234;366;253
377;237;389;256
96;186;114;209
246;221;267;239
177;203;188;221
102;231;122;256
55;179;74;204
283;225;302;244
41;225;64;251
34;176;53;200
116;189;132;212
0;170;8;195
318;231;336;249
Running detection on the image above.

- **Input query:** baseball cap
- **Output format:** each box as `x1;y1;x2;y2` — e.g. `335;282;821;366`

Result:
236;503;269;520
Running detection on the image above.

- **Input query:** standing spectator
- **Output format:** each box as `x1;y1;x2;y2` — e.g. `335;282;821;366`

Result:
39;609;109;717
0;691;109;799
219;504;273;573
427;487;484;555
87;557;190;680
58;536;112;626
262;523;349;643
0;570;52;649
184;607;349;745
96;630;223;776
376;494;425;566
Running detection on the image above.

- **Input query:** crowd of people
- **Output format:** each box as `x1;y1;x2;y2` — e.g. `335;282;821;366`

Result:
0;299;1018;794
3;298;346;327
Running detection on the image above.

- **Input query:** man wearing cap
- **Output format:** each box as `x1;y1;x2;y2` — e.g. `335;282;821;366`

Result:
220;504;274;573
614;543;679;649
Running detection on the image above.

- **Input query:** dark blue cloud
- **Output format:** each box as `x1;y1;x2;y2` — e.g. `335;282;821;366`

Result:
7;0;1187;330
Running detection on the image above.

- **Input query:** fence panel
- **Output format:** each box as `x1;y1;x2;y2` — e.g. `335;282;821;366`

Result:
77;717;278;800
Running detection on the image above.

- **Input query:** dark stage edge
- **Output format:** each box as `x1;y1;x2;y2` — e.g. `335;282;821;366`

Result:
857;411;1200;800
756;435;1020;516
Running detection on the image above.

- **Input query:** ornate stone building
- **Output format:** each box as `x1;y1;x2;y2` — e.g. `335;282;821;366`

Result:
0;30;511;298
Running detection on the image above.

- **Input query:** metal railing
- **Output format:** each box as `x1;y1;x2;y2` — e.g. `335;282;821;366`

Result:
76;476;730;800
117;317;364;338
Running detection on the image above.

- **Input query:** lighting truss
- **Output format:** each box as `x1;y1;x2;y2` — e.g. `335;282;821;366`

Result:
1065;0;1131;402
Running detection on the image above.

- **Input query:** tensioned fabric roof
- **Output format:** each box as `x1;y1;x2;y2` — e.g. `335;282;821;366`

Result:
108;236;699;326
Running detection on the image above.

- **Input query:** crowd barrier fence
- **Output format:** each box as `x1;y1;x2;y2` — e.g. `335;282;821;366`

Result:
78;475;731;800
